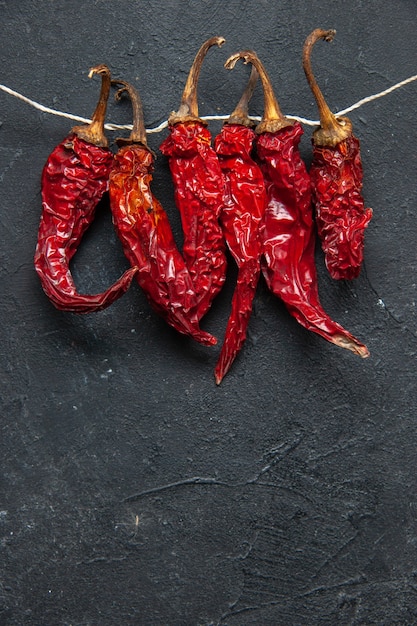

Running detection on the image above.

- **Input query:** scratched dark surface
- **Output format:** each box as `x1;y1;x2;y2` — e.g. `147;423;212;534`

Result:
1;1;417;624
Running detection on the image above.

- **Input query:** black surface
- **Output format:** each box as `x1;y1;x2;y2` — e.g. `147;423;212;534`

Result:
1;1;417;624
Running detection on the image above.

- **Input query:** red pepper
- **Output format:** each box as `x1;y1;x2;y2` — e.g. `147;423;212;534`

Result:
34;65;137;313
108;80;216;346
159;37;227;320
303;29;373;280
226;51;369;358
213;67;267;384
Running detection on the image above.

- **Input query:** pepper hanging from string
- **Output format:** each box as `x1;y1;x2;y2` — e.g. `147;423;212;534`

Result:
159;36;228;320
213;66;267;384
226;49;369;358
34;64;137;313
2;72;416;132
303;28;373;280
108;79;217;346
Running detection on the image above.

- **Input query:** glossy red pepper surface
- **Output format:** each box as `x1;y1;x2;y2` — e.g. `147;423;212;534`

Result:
110;143;216;345
160;121;227;319
258;122;369;357
303;28;372;280
226;50;369;357
226;50;369;358
310;136;373;280
34;66;137;313
213;120;266;383
109;82;216;346
159;37;227;320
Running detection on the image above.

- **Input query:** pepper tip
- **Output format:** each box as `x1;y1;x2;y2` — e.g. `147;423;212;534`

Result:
332;334;370;358
358;346;370;359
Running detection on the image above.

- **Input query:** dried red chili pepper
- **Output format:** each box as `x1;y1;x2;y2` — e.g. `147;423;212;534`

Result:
226;51;369;358
108;80;216;346
303;28;373;280
159;37;227;320
213;67;268;384
34;65;137;313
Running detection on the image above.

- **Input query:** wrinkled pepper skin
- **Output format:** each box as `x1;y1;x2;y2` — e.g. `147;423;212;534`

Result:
213;124;266;384
302;28;372;281
159;122;227;320
258;122;369;358
34;134;137;313
109;142;216;346
310;135;373;280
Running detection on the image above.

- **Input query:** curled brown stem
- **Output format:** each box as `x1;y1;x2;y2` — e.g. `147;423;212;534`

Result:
227;65;258;127
225;50;293;134
302;29;352;146
72;64;111;147
169;36;225;124
111;79;148;147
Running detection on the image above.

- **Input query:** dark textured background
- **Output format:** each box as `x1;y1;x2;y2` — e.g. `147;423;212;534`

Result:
1;1;417;624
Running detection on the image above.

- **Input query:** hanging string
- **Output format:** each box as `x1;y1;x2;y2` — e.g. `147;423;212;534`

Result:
0;73;416;133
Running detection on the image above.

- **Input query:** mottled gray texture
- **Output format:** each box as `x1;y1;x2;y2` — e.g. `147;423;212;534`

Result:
1;1;417;624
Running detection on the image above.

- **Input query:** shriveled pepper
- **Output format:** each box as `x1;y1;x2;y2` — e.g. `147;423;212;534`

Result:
213;67;267;384
303;28;373;280
34;65;137;313
226;51;369;358
159;37;227;320
108;80;216;346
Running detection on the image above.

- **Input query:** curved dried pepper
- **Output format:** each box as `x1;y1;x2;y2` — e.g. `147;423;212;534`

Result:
227;51;369;358
303;28;373;280
108;80;216;346
159;37;227;320
34;65;137;313
213;67;267;384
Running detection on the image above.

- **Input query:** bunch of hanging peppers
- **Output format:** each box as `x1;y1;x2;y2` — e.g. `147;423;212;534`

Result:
35;33;371;383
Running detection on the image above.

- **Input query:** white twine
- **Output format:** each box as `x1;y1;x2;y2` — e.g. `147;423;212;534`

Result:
0;73;416;132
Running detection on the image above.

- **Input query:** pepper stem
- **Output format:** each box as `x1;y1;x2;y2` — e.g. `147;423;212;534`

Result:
227;66;258;127
111;79;148;147
225;50;292;134
302;29;352;146
72;64;111;147
169;36;225;125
